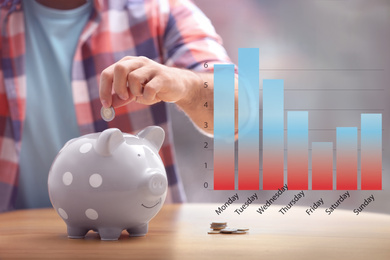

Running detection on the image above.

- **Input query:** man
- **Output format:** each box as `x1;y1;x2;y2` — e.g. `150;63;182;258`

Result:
0;0;235;212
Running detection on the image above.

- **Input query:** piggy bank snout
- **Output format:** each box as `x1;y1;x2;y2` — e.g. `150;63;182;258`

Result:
146;172;167;196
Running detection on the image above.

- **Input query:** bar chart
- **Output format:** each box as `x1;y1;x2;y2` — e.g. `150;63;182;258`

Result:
213;48;383;191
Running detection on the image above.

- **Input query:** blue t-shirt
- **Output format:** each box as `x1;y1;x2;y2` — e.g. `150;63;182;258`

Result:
15;0;93;209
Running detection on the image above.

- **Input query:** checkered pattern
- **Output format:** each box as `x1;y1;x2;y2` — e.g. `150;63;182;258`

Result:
0;0;232;212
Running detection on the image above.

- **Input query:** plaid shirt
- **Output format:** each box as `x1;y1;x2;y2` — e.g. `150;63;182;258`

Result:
0;0;231;212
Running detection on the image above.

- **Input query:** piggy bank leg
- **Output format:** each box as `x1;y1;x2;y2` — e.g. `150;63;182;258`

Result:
98;227;123;241
67;226;89;239
127;223;148;237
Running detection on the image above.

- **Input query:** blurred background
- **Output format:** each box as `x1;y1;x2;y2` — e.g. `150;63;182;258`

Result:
168;0;390;213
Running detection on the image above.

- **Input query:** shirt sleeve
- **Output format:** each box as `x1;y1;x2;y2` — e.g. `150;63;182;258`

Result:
162;0;234;72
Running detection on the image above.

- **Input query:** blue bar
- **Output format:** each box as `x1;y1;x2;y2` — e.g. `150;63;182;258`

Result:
287;111;309;190
238;48;259;190
263;79;284;189
287;111;308;147
361;113;382;145
361;114;382;190
214;64;235;190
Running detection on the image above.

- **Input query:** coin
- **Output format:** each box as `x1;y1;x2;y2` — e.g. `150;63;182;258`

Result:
211;227;226;230
207;231;221;234
210;224;227;230
211;222;227;225
220;228;238;234
237;228;249;231
101;106;115;122
231;231;247;234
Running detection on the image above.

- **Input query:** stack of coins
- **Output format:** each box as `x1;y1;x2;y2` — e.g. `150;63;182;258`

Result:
208;222;249;235
208;222;227;234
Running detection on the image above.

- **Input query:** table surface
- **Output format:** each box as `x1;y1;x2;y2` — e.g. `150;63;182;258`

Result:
0;203;389;260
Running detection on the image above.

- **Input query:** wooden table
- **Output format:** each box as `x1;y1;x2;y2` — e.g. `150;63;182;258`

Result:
0;204;389;259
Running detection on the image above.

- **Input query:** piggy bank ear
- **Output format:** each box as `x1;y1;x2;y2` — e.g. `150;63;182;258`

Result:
137;126;165;151
95;128;125;156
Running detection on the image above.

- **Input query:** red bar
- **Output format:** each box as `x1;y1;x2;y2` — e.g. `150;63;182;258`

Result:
288;153;308;190
312;142;333;190
361;152;382;190
337;154;357;190
214;151;235;190
263;151;284;190
238;154;259;190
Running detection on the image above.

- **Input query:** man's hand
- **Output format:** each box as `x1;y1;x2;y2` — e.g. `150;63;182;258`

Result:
99;56;201;108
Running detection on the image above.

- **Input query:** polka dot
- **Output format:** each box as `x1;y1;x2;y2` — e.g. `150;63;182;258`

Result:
58;208;68;219
62;172;73;186
89;174;103;188
79;143;92;154
85;208;98;220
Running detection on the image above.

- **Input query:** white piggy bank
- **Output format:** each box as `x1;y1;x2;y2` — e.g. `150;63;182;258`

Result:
48;126;167;240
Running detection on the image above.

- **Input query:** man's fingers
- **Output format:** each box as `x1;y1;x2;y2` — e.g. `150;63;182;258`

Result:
113;60;143;101
99;65;115;108
127;66;157;98
111;88;135;108
133;77;162;105
142;77;162;102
